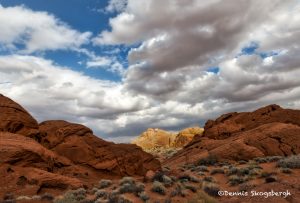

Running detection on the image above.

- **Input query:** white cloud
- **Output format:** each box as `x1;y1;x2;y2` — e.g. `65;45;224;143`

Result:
105;0;127;13
1;1;300;141
0;55;149;137
0;4;92;53
87;56;112;68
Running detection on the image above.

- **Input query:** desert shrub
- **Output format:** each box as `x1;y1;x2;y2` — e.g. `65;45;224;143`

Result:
108;194;132;203
31;195;41;200
72;188;87;201
202;182;220;197
99;179;112;189
280;168;292;174
164;199;172;203
266;156;283;162
170;175;177;182
247;164;262;170
138;192;149;202
260;171;274;178
41;193;54;201
265;176;277;183
188;190;218;203
178;174;191;182
16;196;31;201
119;177;135;186
119;181;144;195
54;192;78;203
210;168;225;175
151;181;166;195
277;155;300;169
80;200;94;203
190;175;200;183
95;190;108;199
197;166;209;172
226;167;238;176
170;184;185;197
197;155;218;166
238;160;247;164
162;175;173;187
198;172;205;176
152;171;165;182
203;176;214;183
95;199;108;203
184;184;197;193
239;183;256;192
249;168;261;176
254;157;268;163
228;175;246;186
92;187;99;194
3;193;15;201
119;183;136;194
237;168;250;176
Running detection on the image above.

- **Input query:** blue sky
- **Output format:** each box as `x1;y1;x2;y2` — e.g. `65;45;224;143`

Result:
0;0;130;81
0;0;300;142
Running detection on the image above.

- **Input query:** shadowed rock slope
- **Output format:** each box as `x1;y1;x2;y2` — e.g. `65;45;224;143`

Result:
164;104;300;167
0;94;160;196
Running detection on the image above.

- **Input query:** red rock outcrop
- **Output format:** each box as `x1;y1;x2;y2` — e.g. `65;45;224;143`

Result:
0;132;83;196
0;94;39;137
164;105;300;167
38;120;161;176
0;94;161;197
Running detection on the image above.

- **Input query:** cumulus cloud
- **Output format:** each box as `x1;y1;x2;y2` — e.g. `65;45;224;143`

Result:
95;0;300;105
0;55;150;136
0;4;92;53
1;1;300;141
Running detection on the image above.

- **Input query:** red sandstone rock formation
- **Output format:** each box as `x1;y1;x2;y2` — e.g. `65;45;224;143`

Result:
0;94;160;197
164;105;300;167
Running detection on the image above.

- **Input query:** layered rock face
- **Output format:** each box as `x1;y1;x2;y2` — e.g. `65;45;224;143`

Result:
0;94;160;196
132;128;177;149
173;127;204;148
164;105;300;166
132;127;204;150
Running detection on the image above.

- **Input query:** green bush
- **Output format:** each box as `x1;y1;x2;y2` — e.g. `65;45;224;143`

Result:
277;155;300;169
151;181;166;195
